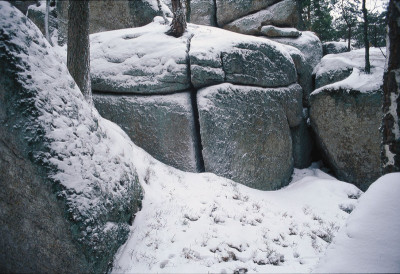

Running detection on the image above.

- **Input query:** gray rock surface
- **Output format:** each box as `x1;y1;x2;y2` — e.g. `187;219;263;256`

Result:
0;4;141;272
90;21;191;94
291;110;313;169
197;83;303;190
315;67;353;89
270;31;323;69
93;92;201;173
7;0;37;14
189;0;216;26
216;0;279;27
189;25;297;89
223;0;299;35
57;0;171;45
323;41;348;56
310;88;382;190
260;25;301;37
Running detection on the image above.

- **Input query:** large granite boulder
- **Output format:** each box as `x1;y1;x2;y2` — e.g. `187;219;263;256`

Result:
323;41;348;56
313;48;385;89
57;0;171;46
215;0;279;27
223;0;300;35
90;20;191;94
270;31;323;69
188;0;216;26
197;83;303;190
0;3;141;272
310;87;382;190
93;92;202;173
189;24;297;89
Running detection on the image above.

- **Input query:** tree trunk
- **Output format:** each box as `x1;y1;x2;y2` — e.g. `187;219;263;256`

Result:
167;0;186;37
45;0;50;44
347;25;352;51
67;0;92;104
362;0;371;73
381;0;400;174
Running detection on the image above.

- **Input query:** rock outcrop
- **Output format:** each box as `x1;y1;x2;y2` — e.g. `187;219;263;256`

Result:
197;83;303;190
322;41;348;56
0;3;141;272
93;92;202;173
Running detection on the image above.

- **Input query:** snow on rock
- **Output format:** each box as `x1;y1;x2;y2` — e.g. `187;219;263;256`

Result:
93;91;201;173
313;47;386;91
197;83;302;190
314;173;400;273
90;20;191;94
223;0;299;35
260;25;302;37
0;3;141;271
189;23;297;89
112;163;362;273
270;31;323;69
322;41;348;56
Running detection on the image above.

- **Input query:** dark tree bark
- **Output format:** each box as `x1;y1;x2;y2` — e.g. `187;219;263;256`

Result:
167;0;186;37
45;0;50;44
362;0;371;73
381;0;400;174
67;0;92;104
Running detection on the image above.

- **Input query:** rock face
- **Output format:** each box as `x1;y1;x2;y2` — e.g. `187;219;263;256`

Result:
310;89;382;190
90;21;191;94
0;3;141;272
270;31;323;69
223;0;299;35
323;41;348;56
56;0;171;45
189;25;297;89
189;0;216;26
197;83;303;190
291;111;313;169
93;92;202;173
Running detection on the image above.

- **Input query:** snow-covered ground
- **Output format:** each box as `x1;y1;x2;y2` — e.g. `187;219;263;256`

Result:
111;161;363;273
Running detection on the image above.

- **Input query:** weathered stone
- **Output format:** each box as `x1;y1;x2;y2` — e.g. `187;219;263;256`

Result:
315;67;353;89
216;0;279;27
57;0;171;45
310;88;382;190
189;0;216;26
93;92;201;173
189;25;297;89
0;4;141;272
270;31;323;69
323;41;348;56
283;44;313;106
90;21;190;94
223;0;299;35
260;25;301;37
26;2;57;41
197;83;303;190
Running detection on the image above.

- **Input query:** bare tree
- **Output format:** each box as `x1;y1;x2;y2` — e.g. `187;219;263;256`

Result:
67;0;92;104
44;0;50;44
167;0;186;37
381;0;400;174
362;0;371;73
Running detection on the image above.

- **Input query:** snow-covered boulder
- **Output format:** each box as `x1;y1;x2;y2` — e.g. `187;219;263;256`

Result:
93;92;202;173
189;24;297;89
223;0;299;35
0;3;141;272
313;173;400;273
270;31;323;69
260;25;302;37
57;0;171;45
310;60;384;190
322;41;348;56
8;0;37;14
215;0;278;27
197;83;303;190
90;21;191;94
314;48;385;89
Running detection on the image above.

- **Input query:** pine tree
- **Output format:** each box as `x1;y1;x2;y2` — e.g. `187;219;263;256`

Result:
67;0;92;104
167;0;186;37
362;0;371;73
